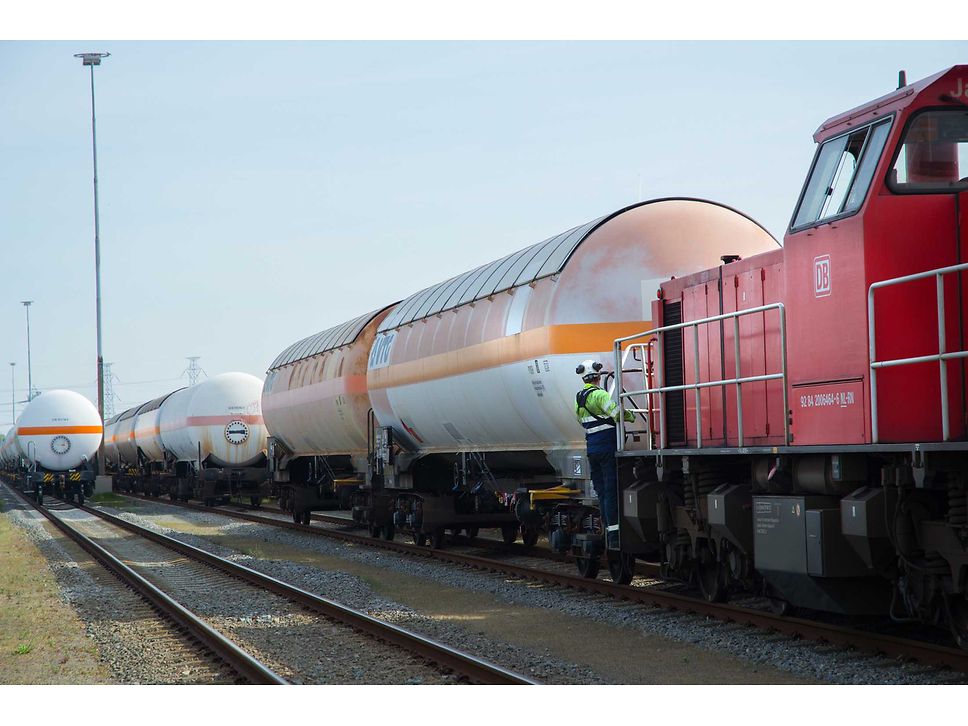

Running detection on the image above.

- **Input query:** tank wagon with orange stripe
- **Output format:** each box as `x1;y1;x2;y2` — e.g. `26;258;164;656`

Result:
262;306;395;523
264;199;778;542
8;389;103;504
105;372;268;505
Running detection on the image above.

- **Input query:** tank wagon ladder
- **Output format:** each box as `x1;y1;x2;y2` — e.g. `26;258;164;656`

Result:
612;303;790;452
869;261;968;444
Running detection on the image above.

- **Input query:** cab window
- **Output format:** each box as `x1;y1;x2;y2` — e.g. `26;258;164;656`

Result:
792;118;892;230
890;110;968;192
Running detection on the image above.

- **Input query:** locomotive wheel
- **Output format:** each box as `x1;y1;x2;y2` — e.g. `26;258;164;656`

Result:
576;555;600;579
302;511;312;525
607;551;635;585
501;523;519;545
431;528;446;549
521;526;539;548
413;532;428;547
293;509;303;524
697;547;727;603
369;524;381;538
382;524;395;541
169;492;177;501
77;492;85;506
465;526;479;540
250;496;262;508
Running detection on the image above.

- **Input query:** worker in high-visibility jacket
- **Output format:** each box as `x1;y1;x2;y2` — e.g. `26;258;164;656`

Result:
575;359;635;549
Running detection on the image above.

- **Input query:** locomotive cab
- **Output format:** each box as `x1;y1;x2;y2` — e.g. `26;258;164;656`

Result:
613;66;968;644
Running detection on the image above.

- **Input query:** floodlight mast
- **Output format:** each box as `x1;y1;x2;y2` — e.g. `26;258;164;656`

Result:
75;51;110;475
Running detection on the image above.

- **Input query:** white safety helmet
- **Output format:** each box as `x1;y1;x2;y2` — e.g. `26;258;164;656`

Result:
575;359;605;382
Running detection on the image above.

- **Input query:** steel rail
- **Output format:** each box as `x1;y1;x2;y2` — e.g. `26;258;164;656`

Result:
3;484;286;685
128;494;968;673
75;498;536;685
250;503;661;578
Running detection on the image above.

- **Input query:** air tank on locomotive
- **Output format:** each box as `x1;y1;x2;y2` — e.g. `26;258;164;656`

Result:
14;389;102;504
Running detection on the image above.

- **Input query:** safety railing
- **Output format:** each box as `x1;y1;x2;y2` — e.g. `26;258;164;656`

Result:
612;303;789;452
868;261;968;443
608;338;659;449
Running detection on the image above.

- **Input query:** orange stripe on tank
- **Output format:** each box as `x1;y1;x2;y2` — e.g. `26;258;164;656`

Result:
184;414;264;426
367;321;652;390
17;425;104;435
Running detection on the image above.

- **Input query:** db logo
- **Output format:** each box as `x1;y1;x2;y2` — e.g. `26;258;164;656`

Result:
814;255;831;298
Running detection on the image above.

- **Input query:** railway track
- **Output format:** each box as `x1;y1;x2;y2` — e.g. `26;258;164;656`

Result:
4;483;285;684
4;484;536;685
258;503;662;577
124;492;968;674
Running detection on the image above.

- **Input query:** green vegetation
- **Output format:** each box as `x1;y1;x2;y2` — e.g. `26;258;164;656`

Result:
90;492;135;508
14;643;31;656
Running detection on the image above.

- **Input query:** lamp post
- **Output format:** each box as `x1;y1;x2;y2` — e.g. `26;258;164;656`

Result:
20;301;33;401
75;51;110;476
9;362;14;425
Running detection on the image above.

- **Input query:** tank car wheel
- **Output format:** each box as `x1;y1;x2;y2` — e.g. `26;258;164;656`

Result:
607;551;635;585
521;526;539;548
697;545;727;603
293;509;304;524
576;555;600;579
382;524;395;541
501;523;519;545
431;528;446;549
465;526;479;540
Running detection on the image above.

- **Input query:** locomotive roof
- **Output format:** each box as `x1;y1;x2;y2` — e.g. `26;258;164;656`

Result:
269;304;397;370
813;66;958;141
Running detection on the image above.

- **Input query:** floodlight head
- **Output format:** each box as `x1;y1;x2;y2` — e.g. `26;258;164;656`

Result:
74;52;110;66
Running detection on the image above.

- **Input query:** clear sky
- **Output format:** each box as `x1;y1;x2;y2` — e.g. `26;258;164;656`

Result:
0;40;964;425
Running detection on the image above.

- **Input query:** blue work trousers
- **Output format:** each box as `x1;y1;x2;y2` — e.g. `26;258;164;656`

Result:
588;450;618;530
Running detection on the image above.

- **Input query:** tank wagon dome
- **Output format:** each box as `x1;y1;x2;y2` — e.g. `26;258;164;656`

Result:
367;198;780;453
16;389;103;472
262;304;397;458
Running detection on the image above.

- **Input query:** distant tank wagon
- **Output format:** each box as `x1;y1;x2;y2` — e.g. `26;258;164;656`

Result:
106;372;268;505
9;389;102;504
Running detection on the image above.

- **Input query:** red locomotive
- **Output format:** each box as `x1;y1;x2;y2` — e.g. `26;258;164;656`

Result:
613;65;968;643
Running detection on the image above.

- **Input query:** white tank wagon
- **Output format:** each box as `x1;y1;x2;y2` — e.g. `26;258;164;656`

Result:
359;199;779;546
14;389;102;504
1;426;19;469
262;305;395;523
110;373;268;506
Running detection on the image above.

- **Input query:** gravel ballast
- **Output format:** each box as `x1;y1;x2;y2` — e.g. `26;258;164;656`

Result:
96;497;968;685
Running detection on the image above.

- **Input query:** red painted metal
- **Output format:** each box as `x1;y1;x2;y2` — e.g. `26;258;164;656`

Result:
653;65;968;449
